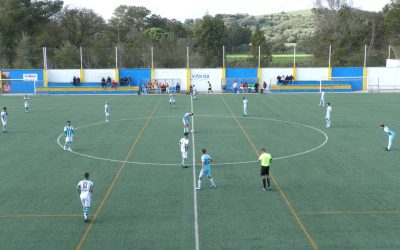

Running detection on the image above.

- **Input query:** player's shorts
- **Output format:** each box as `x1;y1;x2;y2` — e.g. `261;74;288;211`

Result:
169;98;175;103
181;151;188;159
260;166;270;176
65;136;73;143
24;104;29;108
183;119;189;126
199;165;211;177
80;193;91;207
1;120;6;126
105;112;110;117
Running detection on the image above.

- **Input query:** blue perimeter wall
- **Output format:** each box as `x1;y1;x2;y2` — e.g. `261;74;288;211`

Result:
225;68;258;89
1;69;43;94
119;69;151;86
332;67;363;91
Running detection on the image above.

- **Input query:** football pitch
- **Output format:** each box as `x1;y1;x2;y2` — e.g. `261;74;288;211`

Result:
1;92;400;249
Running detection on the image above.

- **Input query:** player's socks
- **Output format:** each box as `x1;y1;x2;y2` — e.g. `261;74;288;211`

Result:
210;178;216;187
262;179;266;189
197;180;202;189
267;178;271;188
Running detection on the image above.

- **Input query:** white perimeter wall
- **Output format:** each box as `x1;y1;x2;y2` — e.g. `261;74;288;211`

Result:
262;68;292;85
296;68;328;81
191;68;222;92
368;67;400;87
85;69;115;82
47;69;80;82
155;69;187;91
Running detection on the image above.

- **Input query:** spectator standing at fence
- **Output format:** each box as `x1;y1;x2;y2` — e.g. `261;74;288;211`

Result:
380;124;395;151
232;81;238;95
111;80;116;90
72;76;77;86
255;82;259;93
263;81;267;94
176;82;181;93
76;77;81;85
319;89;326;106
106;76;111;85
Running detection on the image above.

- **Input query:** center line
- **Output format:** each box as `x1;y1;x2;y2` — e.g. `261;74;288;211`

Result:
76;96;163;250
191;95;200;250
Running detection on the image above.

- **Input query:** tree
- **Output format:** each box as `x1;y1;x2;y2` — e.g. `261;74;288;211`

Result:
57;7;106;48
194;15;226;67
250;27;271;67
226;23;252;53
383;0;400;46
0;0;62;66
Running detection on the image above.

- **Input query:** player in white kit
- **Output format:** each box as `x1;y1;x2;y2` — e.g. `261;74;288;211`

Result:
105;101;110;122
24;95;30;112
243;97;248;116
1;107;8;133
64;120;74;151
325;103;332;128
77;172;94;222
169;91;176;108
179;133;189;168
319;89;325;106
380;124;395;151
192;84;197;100
183;112;193;133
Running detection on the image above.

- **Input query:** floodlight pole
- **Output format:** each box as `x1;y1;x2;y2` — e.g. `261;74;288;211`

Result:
151;46;154;69
186;46;190;68
328;45;332;68
115;46;118;68
258;46;261;68
222;45;225;68
388;45;391;59
363;45;367;68
80;47;83;69
293;44;296;68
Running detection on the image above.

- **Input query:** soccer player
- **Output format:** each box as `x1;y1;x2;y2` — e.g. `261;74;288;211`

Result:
325;103;332;128
179;133;189;168
196;149;216;190
105;101;110;122
207;81;213;93
77;172;94;222
63;120;74;151
243;97;248;116
319;89;326;106
1;107;8;133
23;95;30;112
258;148;272;191
192;84;197;100
380;124;395;151
169;91;176;108
183;112;193;133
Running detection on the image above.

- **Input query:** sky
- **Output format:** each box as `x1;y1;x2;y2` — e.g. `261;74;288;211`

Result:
62;0;392;22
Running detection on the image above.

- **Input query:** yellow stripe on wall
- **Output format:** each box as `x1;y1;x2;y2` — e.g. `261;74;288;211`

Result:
292;67;297;80
363;67;367;91
43;69;48;87
328;67;332;80
80;69;84;83
186;68;191;93
115;68;119;82
257;67;262;92
151;68;155;82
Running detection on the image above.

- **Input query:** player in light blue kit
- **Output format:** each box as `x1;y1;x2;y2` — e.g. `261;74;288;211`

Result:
380;124;395;151
183;112;193;133
196;148;216;190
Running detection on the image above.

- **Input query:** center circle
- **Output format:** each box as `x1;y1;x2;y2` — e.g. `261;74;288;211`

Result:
56;115;328;166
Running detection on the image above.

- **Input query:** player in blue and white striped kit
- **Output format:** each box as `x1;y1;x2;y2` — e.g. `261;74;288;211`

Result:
380;124;395;151
196;149;216;190
183;112;193;133
64;120;74;151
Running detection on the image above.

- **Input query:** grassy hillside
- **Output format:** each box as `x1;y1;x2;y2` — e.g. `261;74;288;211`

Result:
220;9;315;53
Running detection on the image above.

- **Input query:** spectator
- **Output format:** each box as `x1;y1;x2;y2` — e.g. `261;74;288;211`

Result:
76;77;80;85
262;81;267;94
176;82;181;93
285;75;290;85
289;75;294;84
128;76;132;86
111;80;116;90
232;81;238;95
255;82;259;93
101;77;106;89
277;75;282;85
72;76;77;86
106;76;111;85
